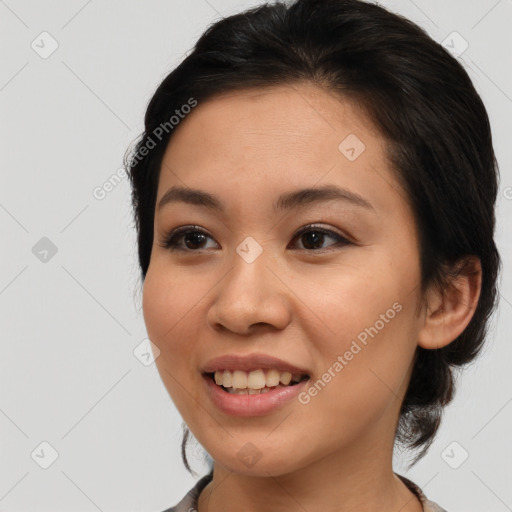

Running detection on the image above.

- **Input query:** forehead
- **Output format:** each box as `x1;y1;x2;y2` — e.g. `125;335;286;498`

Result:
157;83;405;218
165;83;380;159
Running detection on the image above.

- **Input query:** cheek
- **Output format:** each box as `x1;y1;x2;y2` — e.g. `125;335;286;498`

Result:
141;265;198;373
142;266;206;414
142;268;171;345
304;262;405;347
142;263;198;344
295;309;417;454
300;258;419;422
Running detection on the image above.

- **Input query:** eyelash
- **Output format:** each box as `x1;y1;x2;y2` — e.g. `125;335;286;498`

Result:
158;224;352;253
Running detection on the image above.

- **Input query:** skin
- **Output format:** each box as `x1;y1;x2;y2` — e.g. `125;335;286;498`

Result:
142;83;482;512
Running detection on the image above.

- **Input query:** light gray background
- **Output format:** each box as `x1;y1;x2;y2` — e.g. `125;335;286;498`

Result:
1;0;511;511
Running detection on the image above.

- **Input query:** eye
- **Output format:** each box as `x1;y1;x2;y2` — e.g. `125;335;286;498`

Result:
289;224;351;251
159;226;217;252
159;224;352;252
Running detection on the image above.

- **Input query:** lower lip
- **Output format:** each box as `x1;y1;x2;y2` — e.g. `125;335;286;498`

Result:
203;374;310;417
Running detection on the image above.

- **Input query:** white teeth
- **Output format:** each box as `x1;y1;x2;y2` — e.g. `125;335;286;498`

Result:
215;370;233;387
266;369;280;387
232;370;247;389
280;372;292;386
247;369;266;389
223;370;232;387
213;369;307;390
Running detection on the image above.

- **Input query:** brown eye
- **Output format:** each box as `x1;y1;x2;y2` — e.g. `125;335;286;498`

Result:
160;226;217;251
159;224;351;253
290;225;351;251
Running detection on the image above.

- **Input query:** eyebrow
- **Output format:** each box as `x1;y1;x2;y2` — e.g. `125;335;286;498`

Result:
157;184;375;213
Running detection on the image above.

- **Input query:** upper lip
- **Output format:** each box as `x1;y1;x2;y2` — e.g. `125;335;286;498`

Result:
202;353;310;375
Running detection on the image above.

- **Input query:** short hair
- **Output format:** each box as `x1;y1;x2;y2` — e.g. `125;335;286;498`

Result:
124;0;501;469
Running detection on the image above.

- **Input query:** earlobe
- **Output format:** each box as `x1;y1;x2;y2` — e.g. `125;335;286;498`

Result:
417;256;482;350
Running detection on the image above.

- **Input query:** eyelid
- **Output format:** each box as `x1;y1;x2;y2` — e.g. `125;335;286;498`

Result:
158;225;216;251
159;223;353;252
291;223;352;245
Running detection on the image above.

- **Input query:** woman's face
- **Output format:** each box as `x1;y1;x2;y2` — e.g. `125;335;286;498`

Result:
143;83;426;475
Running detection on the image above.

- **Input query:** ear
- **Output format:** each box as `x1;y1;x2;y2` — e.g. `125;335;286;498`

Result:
417;256;482;350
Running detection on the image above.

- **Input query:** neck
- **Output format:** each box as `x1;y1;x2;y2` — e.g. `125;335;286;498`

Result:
197;434;423;512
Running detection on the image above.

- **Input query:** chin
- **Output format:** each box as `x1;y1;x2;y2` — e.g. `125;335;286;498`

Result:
204;439;305;477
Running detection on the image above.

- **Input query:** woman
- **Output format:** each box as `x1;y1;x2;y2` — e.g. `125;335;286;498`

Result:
124;0;501;510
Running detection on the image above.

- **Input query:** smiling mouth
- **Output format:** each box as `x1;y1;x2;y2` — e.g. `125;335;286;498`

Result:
205;370;310;395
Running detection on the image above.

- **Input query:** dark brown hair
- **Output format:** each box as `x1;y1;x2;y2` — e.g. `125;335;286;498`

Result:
124;0;501;470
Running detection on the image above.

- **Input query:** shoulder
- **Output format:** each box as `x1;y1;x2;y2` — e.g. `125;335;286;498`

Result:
158;471;213;512
396;473;449;512
160;471;448;512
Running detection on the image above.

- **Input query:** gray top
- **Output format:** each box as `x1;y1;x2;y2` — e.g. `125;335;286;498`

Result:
159;471;448;512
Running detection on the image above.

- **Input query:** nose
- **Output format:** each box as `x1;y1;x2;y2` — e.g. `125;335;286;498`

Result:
206;249;292;336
